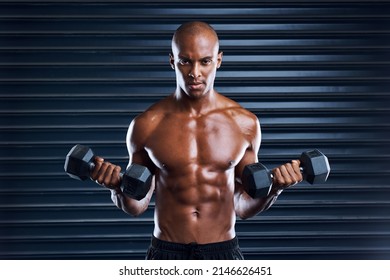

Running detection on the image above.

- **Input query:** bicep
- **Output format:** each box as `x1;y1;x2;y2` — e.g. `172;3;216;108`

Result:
111;118;156;216
235;117;261;181
126;118;156;174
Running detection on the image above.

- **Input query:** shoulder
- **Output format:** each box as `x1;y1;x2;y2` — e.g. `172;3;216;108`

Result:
216;93;261;151
127;97;172;147
217;93;260;132
132;96;173;127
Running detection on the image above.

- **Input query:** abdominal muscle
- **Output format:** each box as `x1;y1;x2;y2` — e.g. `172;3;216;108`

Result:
152;170;237;244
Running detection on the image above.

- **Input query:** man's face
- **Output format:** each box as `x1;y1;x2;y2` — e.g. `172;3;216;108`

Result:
170;32;222;99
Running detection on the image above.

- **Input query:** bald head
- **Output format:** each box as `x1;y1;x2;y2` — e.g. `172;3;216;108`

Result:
169;21;223;100
172;21;220;53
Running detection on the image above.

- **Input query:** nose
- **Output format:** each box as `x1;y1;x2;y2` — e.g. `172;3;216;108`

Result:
189;63;201;78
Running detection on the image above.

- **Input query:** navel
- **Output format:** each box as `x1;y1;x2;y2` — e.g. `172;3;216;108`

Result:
192;209;200;218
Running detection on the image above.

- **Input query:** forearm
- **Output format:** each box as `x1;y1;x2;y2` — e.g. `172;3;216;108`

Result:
110;183;154;217
235;184;283;219
236;157;307;219
261;187;283;211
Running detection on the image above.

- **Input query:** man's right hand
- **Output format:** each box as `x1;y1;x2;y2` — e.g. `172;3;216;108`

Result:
90;156;122;190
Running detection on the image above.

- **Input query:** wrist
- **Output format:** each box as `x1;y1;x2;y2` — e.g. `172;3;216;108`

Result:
269;184;283;197
111;186;123;194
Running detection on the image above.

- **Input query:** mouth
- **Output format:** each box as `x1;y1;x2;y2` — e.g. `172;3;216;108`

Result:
187;82;204;91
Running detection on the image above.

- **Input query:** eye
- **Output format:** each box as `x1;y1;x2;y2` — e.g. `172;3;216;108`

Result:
202;59;212;65
179;59;190;65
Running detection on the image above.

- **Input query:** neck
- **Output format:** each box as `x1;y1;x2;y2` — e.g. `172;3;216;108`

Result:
174;88;217;116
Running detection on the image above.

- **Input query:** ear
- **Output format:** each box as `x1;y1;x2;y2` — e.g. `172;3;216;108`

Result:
169;53;175;70
217;51;223;69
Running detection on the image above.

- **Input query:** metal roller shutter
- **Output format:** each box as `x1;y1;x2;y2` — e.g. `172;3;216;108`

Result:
0;0;389;260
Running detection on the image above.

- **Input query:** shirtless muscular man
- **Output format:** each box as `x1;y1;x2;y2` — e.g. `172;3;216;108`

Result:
90;21;303;259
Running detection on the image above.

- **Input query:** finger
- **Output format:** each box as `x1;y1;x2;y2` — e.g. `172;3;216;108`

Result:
111;165;122;187
274;163;298;187
279;164;296;186
272;167;285;186
291;160;303;182
283;161;303;186
103;164;116;187
292;159;301;167
283;163;302;186
90;157;104;180
96;162;110;185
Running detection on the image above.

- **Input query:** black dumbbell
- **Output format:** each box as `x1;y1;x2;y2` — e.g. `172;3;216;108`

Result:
64;144;152;200
241;149;330;198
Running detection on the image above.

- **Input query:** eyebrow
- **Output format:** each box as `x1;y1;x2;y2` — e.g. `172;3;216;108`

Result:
178;55;213;61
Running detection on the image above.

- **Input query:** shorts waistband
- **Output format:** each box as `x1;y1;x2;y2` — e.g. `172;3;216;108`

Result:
151;236;239;253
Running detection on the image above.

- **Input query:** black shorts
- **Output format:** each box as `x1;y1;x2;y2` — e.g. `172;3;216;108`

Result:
145;236;244;260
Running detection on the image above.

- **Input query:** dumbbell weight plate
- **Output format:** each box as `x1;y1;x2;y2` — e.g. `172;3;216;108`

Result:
300;149;330;184
64;144;95;181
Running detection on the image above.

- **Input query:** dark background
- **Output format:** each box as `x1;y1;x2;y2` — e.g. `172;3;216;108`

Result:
0;0;389;259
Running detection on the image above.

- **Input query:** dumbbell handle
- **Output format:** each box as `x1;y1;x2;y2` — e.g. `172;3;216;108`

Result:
269;149;330;185
268;166;304;179
86;160;124;182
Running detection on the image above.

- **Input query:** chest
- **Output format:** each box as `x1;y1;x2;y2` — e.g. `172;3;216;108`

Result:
145;113;249;170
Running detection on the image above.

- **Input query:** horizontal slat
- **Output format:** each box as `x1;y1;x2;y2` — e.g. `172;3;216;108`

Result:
1;202;389;219
0;143;387;162
2;218;389;236
3;19;390;34
1;80;389;97
1;187;390;207
1;3;389;19
3;50;389;66
0;234;389;259
2;34;389;50
1;235;388;251
2;95;389;109
2;66;388;82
